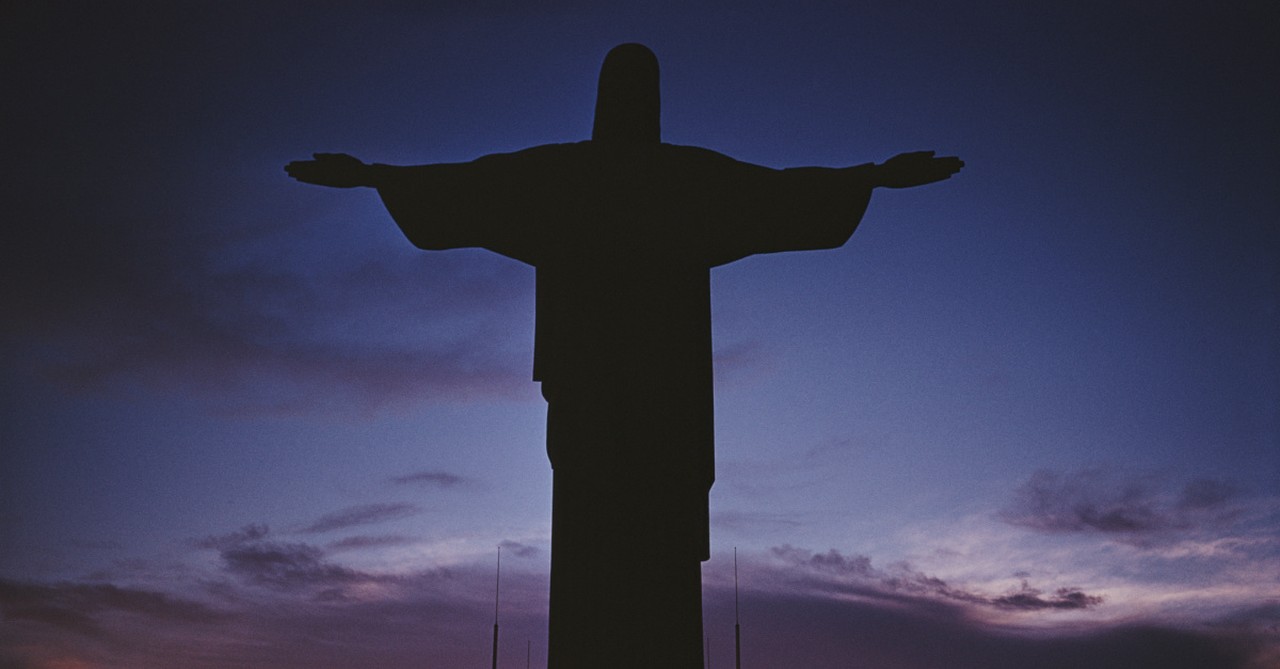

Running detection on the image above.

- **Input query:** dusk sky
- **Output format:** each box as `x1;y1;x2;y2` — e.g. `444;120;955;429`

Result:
2;2;1277;668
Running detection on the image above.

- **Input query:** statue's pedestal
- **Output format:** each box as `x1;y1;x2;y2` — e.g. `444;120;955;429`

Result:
548;470;705;668
542;375;710;669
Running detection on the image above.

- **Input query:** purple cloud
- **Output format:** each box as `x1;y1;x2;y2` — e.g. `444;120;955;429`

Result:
327;535;416;551
195;523;391;595
193;520;421;592
1179;478;1240;510
771;545;874;577
389;471;466;487
0;579;226;638
0;554;546;668
218;541;366;592
768;545;1103;612
3;536;1272;668
300;503;421;534
711;340;774;385
1000;469;1244;543
700;589;1254;669
989;583;1105;611
193;524;270;550
499;540;539;558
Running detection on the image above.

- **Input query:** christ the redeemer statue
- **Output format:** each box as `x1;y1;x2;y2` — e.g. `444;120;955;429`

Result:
287;43;961;669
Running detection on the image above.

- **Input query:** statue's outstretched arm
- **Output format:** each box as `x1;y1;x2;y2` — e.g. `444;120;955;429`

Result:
285;153;393;188
287;150;552;266
868;151;964;189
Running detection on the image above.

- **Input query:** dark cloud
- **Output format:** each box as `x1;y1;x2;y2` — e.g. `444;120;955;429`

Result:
698;550;1268;667
0;600;101;637
300;503;421;534
1001;469;1244;543
711;340;776;387
2;544;1270;669
219;541;366;592
1179;478;1241;510
990;583;1105;611
0;578;226;638
499;540;539;558
700;589;1257;669
768;545;1103;612
193;523;271;550
193;523;376;592
327;535;416;551
0;552;549;669
389;470;466;487
771;545;874;577
3;196;536;417
1210;601;1280;662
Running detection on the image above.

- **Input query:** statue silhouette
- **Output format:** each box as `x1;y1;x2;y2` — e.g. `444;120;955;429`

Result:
287;43;961;669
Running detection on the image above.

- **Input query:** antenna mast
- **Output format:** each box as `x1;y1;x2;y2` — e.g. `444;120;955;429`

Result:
492;545;501;669
734;547;742;669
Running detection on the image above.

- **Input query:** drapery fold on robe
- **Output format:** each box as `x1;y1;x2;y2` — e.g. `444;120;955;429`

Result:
374;141;875;560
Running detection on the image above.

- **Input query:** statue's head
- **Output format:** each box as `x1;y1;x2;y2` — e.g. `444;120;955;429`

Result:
592;43;660;145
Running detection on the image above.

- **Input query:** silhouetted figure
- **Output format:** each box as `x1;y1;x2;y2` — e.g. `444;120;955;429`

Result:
287;43;961;669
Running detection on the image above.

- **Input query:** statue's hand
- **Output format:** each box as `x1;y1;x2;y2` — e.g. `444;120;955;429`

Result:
285;153;371;188
875;151;964;188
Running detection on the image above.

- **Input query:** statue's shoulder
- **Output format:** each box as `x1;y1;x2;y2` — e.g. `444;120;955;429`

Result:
465;142;756;177
485;141;742;163
658;143;750;167
473;141;588;161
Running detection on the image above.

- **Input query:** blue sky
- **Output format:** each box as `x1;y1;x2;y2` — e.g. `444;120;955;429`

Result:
2;2;1277;667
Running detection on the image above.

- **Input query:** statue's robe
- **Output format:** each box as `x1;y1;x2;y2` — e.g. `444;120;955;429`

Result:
376;141;872;553
374;140;874;663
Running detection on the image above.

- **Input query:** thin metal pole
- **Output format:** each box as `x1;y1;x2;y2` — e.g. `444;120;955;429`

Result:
526;639;531;669
734;547;741;669
492;545;501;669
